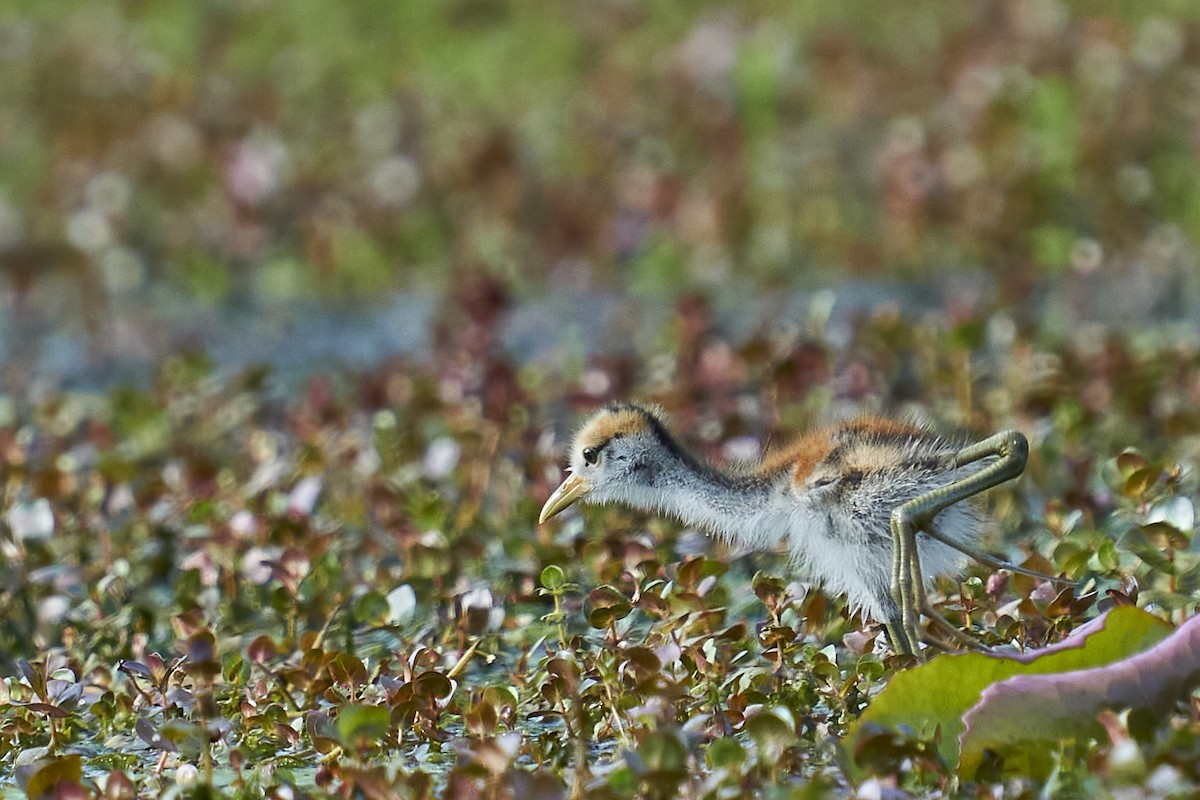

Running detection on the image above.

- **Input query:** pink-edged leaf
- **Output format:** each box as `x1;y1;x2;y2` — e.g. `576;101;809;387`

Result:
959;613;1200;776
998;611;1117;664
843;606;1172;779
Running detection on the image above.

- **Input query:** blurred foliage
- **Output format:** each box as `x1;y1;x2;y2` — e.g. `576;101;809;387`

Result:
4;1;1200;797
3;0;1200;308
847;606;1177;780
1;296;1200;796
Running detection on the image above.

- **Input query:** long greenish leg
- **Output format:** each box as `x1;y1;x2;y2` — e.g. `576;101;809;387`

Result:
918;631;957;654
908;533;945;649
888;516;913;654
890;506;923;654
920;598;989;651
884;618;916;655
921;520;1069;584
888;430;1030;659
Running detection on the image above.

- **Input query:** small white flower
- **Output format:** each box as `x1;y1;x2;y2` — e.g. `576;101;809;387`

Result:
86;172;132;216
6;499;54;541
226;138;287;206
65;208;112;253
242;546;281;585
175;763;200;787
287;476;322;517
229;510;259;538
423;438;460;479
385;585;417;626
369;156;420;207
37;596;71;626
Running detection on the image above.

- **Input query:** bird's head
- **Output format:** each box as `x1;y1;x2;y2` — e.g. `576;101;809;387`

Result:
538;403;672;523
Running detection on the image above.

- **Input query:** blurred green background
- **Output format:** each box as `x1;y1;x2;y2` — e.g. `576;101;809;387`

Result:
3;0;1200;390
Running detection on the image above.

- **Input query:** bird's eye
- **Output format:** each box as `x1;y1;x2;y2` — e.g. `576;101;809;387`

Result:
582;447;599;465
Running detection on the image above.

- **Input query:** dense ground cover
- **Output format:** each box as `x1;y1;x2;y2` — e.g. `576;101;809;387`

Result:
6;1;1200;797
3;300;1200;798
4;1;1200;382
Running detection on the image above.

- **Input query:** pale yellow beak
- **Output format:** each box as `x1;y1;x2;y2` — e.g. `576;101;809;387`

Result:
539;472;591;523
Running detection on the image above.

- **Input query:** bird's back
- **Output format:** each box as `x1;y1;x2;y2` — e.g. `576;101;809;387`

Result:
756;417;955;485
754;417;980;619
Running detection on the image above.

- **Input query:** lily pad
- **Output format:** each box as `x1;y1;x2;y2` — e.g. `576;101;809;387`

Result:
844;606;1173;777
959;612;1200;776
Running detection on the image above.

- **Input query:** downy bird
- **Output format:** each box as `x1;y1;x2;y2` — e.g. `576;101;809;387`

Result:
539;402;1047;655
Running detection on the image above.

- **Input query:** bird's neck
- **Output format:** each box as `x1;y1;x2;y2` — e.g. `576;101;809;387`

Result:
620;443;775;536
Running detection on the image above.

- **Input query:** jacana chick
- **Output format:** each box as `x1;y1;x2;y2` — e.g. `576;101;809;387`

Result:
539;402;1035;655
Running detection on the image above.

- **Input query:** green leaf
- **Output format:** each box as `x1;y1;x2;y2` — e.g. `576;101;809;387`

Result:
1115;449;1147;479
222;652;249;684
1123;527;1177;573
412;671;454;700
586;585;632;628
706;737;745;769
1141;521;1190;551
354;591;390;625
636;729;687;775
844;606;1173;779
540;564;565;591
329;653;368;686
337;704;391;751
1123;467;1158;498
746;706;796;766
1096;538;1120;573
159;720;208;757
1029;224;1076;272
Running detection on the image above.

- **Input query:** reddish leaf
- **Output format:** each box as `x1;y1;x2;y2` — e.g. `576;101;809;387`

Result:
247;635;277;664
